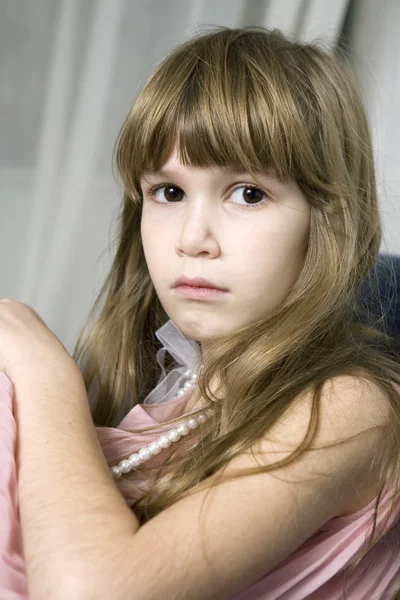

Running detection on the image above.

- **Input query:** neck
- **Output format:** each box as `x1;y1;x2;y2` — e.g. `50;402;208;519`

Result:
184;373;224;413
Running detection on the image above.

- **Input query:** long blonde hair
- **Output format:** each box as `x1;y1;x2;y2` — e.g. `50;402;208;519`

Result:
74;26;400;587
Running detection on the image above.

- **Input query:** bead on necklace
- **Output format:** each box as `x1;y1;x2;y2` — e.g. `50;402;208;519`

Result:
111;367;212;479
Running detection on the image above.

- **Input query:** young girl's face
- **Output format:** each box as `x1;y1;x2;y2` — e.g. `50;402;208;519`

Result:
140;147;310;343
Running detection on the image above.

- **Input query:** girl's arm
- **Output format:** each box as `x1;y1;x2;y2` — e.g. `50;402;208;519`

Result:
0;300;140;597
13;362;141;598
2;301;390;600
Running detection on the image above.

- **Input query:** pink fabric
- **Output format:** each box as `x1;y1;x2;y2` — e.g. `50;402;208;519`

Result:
0;374;27;599
1;371;400;599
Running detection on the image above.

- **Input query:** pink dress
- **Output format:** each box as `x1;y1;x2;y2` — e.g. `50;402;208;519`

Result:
1;320;400;599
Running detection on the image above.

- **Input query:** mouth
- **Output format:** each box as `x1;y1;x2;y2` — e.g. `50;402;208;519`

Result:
173;276;228;291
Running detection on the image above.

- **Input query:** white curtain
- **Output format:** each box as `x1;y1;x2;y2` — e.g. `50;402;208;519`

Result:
345;0;400;262
1;0;398;351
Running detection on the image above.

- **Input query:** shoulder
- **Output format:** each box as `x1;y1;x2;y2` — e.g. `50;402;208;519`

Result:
318;374;390;429
245;373;391;515
251;373;391;475
264;373;390;448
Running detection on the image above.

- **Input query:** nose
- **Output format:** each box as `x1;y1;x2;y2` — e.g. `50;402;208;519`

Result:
175;201;221;259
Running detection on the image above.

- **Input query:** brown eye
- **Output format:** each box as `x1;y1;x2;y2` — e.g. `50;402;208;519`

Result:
243;187;264;203
231;185;267;207
154;185;184;202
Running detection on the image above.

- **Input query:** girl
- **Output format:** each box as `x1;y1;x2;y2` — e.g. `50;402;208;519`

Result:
1;26;400;600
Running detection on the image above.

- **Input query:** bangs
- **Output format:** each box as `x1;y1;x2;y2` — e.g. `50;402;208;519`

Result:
115;29;320;196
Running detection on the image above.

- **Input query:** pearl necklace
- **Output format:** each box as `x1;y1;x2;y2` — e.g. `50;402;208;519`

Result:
111;368;213;479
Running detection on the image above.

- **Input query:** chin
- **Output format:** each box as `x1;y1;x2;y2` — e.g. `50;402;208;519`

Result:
170;311;231;342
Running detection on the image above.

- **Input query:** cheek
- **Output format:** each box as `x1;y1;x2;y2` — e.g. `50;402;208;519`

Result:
141;212;162;249
140;217;158;270
240;220;308;289
141;208;173;241
140;216;172;276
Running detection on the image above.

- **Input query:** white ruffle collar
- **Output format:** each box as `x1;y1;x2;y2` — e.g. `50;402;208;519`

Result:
142;319;202;405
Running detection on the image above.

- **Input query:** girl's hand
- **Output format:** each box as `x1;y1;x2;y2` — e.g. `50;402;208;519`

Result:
0;298;80;384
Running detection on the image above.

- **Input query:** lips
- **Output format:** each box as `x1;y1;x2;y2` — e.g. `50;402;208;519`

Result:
173;276;228;291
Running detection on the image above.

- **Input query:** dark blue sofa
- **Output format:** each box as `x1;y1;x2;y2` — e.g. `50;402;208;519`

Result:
357;253;400;352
